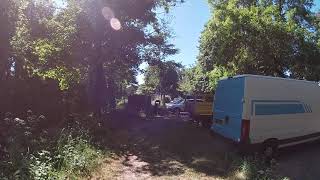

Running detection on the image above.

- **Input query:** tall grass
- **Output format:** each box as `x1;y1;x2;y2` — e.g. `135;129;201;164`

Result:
0;111;104;180
29;132;103;179
229;154;287;180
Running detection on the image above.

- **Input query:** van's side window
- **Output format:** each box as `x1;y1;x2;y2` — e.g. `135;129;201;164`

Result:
255;104;306;115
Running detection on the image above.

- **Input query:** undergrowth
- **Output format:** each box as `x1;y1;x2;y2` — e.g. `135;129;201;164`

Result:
29;133;103;180
0;111;104;180
229;153;288;180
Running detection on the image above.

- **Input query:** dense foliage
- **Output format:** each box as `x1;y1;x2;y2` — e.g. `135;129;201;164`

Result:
0;0;182;178
141;61;182;98
179;0;320;95
0;111;104;179
178;64;235;94
0;0;182;115
192;0;320;93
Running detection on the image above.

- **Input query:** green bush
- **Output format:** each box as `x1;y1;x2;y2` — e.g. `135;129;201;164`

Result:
29;133;103;180
54;133;103;178
29;151;55;180
0;111;104;180
230;154;287;180
0;112;43;179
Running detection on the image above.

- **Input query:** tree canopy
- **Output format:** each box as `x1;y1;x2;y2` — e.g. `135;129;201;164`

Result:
178;63;235;94
1;0;183;114
199;0;320;83
142;60;182;97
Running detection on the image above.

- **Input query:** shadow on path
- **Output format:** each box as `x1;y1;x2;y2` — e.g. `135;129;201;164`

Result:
98;110;320;179
100;110;236;178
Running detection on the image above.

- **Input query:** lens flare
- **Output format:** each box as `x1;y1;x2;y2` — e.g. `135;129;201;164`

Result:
110;18;121;31
101;7;114;20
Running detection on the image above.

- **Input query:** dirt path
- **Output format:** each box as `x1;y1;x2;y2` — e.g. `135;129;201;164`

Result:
91;113;320;180
91;114;235;179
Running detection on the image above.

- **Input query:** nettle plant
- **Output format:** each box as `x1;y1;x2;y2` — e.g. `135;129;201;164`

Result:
0;110;48;179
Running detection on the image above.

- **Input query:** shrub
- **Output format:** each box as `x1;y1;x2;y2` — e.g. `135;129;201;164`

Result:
53;133;103;178
230;154;286;180
0;111;104;180
29;151;55;180
28;133;103;180
0;111;44;179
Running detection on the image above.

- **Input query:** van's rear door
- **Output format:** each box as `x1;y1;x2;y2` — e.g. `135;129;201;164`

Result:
212;77;245;142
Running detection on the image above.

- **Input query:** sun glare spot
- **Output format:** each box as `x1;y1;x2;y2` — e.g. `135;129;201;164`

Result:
110;18;122;31
101;7;114;20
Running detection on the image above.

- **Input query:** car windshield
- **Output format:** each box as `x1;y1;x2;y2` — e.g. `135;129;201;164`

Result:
173;99;184;104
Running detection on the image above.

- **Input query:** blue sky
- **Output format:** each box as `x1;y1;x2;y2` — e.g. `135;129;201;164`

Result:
167;0;211;66
314;0;320;11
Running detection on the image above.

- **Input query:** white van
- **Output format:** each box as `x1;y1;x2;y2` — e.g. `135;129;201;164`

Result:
211;74;320;156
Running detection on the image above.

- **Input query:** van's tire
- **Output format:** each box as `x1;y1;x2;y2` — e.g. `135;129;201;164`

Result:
263;139;279;159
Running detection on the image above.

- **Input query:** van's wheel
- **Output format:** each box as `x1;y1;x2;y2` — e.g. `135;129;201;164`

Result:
263;140;279;159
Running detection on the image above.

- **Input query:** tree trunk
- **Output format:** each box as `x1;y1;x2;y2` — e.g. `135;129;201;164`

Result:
107;76;116;111
88;62;107;117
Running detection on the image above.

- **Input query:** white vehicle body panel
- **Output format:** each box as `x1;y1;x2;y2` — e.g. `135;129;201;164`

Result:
242;75;320;144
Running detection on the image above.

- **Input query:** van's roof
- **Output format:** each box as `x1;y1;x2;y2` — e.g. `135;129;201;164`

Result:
221;74;319;85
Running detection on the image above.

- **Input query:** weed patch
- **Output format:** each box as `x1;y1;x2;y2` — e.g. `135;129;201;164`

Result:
230;154;287;180
0;111;104;180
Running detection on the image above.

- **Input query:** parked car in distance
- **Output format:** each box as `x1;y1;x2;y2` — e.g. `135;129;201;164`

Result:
211;74;320;157
165;98;185;114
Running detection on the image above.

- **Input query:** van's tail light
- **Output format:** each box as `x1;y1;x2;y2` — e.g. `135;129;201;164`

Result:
241;119;250;143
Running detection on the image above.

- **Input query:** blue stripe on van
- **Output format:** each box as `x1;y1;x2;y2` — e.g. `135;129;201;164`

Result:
255;104;305;115
251;100;311;115
251;100;300;115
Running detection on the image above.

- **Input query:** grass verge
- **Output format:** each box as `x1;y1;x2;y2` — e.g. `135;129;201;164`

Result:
29;132;103;180
0;112;105;180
